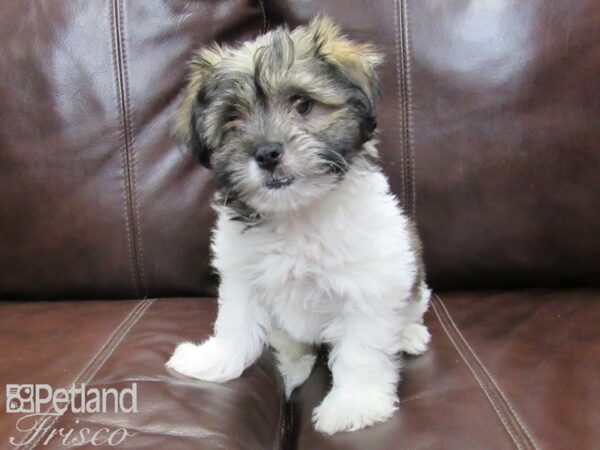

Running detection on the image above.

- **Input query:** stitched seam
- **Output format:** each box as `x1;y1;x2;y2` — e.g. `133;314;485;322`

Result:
112;0;146;297
110;0;139;296
392;0;406;209
435;295;539;450
402;0;417;218
23;299;155;450
430;297;522;449
18;300;145;448
435;296;537;449
399;0;413;217
433;296;532;449
257;0;268;33
25;299;156;449
118;0;147;297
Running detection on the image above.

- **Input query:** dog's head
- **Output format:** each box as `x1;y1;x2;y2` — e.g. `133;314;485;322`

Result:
174;16;382;217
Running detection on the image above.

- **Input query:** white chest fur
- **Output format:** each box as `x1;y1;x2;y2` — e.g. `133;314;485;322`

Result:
211;167;418;343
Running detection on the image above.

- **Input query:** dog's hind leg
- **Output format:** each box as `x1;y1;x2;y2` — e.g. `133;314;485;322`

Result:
270;327;317;399
399;281;432;356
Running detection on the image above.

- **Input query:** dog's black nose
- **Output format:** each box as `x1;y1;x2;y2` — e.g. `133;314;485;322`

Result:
255;143;283;171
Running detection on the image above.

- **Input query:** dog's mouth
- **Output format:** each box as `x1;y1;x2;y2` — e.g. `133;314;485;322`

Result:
265;173;294;189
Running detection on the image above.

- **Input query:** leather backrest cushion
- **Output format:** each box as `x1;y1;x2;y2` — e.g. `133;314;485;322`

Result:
0;0;264;299
266;0;600;289
1;0;599;299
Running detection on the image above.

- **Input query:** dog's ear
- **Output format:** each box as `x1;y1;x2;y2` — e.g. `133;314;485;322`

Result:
306;15;383;108
173;45;225;168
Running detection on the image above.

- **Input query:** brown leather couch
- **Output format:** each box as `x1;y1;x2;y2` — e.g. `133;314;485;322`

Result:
1;1;598;449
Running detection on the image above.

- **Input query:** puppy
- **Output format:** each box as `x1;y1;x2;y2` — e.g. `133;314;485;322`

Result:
166;16;431;435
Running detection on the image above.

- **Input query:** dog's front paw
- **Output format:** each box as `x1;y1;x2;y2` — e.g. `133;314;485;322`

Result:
312;388;398;434
166;339;244;383
401;323;431;356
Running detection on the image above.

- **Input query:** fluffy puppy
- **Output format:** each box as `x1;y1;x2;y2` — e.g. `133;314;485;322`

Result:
167;16;431;435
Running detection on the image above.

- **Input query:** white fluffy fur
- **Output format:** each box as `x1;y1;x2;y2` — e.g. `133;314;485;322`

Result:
167;147;431;434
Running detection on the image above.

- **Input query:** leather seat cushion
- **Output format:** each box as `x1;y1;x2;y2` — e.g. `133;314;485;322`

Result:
0;298;285;450
290;289;600;449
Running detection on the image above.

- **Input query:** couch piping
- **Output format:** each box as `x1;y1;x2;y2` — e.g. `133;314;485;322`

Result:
431;295;538;450
402;0;416;217
392;0;405;208
110;0;147;298
393;0;415;217
22;299;156;450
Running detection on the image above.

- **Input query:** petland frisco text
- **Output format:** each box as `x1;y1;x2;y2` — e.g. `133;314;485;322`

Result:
6;383;138;447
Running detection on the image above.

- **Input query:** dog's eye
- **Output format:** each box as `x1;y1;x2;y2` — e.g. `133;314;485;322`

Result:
224;110;242;128
226;111;240;122
291;95;313;116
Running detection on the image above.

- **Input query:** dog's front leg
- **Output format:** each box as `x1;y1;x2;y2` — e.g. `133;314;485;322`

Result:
166;276;270;382
312;310;401;434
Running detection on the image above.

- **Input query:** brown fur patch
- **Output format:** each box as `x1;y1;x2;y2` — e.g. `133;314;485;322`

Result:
304;16;383;104
173;45;225;143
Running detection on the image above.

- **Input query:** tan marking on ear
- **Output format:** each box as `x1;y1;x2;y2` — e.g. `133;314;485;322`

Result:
306;15;383;103
173;45;225;142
